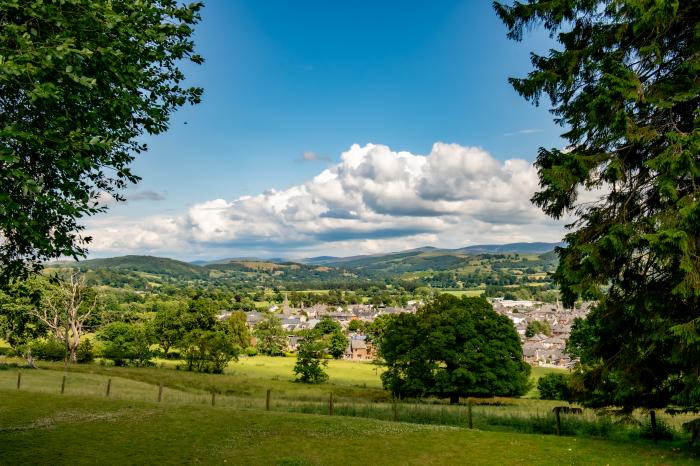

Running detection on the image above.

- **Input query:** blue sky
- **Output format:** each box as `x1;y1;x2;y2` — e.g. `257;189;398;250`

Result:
88;1;569;260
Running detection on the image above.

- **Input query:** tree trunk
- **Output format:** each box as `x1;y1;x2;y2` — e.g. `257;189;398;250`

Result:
25;347;35;368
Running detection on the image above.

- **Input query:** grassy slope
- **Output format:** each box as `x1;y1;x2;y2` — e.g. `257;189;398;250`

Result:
1;389;694;465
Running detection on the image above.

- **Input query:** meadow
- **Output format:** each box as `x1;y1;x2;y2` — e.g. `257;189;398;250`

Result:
1;388;697;465
1;356;697;449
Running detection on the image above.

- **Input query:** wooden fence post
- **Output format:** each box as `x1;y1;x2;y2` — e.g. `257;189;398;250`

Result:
16;372;21;390
211;392;216;406
61;375;66;394
158;383;163;403
554;408;561;436
650;410;657;444
266;388;272;411
329;393;334;416
105;378;112;397
468;398;473;429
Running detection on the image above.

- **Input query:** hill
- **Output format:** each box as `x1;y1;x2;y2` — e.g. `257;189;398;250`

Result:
45;242;560;291
458;242;564;254
75;255;204;277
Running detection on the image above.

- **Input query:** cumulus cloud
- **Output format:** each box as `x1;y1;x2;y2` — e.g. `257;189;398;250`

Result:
84;142;570;259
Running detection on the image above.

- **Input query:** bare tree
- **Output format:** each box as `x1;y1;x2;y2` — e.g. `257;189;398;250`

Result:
32;272;96;364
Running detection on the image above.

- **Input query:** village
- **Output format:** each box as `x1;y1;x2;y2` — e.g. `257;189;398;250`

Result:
220;294;591;368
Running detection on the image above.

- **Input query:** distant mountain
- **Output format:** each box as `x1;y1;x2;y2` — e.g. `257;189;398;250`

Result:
302;242;561;268
304;256;341;265
457;242;563;255
191;257;288;266
49;242;561;289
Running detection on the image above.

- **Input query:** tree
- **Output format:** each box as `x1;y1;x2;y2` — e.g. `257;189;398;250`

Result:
182;329;239;374
253;315;287;356
312;317;347;359
379;295;531;403
537;373;572;401
365;313;395;345
98;322;153;367
293;335;329;384
347;319;366;333
31;273;96;363
525;320;552;338
226;311;251;348
0;278;45;364
496;1;699;413
0;0;203;284
151;307;185;356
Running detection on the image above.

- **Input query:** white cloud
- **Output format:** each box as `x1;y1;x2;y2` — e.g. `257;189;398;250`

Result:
84;142;569;259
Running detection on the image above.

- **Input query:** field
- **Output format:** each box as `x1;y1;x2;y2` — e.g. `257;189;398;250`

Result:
1;389;697;465
439;289;485;297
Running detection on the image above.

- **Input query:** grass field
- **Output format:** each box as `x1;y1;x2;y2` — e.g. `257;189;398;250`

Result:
439;289;485;297
1;389;697;465
2;357;697;443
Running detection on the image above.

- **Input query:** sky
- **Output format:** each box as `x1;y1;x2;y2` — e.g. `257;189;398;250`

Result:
85;0;572;261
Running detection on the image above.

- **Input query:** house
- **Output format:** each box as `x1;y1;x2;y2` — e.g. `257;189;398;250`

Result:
245;311;266;328
345;336;374;360
287;335;303;351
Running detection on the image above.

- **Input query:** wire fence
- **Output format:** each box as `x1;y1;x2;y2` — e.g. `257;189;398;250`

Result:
1;368;696;445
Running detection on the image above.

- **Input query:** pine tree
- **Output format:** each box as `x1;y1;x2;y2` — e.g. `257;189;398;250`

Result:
496;0;699;412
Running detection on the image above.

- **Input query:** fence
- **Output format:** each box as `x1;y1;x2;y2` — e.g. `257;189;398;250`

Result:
5;369;678;442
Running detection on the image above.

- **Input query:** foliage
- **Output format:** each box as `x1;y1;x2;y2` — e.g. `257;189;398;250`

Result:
537;373;571;401
181;329;239;374
0;278;44;352
98;322;153;367
151;307;186;355
496;0;700;413
30;338;66;361
293;335;329;384
525;320;552;338
254;315;287;356
365;313;395;345
226;311;251;348
243;346;258;357
76;338;95;364
347;319;366;333
311;317;347;359
379;295;531;403
0;0;203;283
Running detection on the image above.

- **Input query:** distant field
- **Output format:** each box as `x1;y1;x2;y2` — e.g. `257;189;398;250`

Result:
1;389;696;465
438;289;485;297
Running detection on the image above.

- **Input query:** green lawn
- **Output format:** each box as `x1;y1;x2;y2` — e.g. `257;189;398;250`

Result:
1;389;696;465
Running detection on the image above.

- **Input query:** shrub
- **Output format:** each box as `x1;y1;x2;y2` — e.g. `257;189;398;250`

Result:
182;329;239;374
31;338;66;361
638;419;675;441
98;322;154;367
76;338;95;363
244;346;258;357
538;373;572;401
